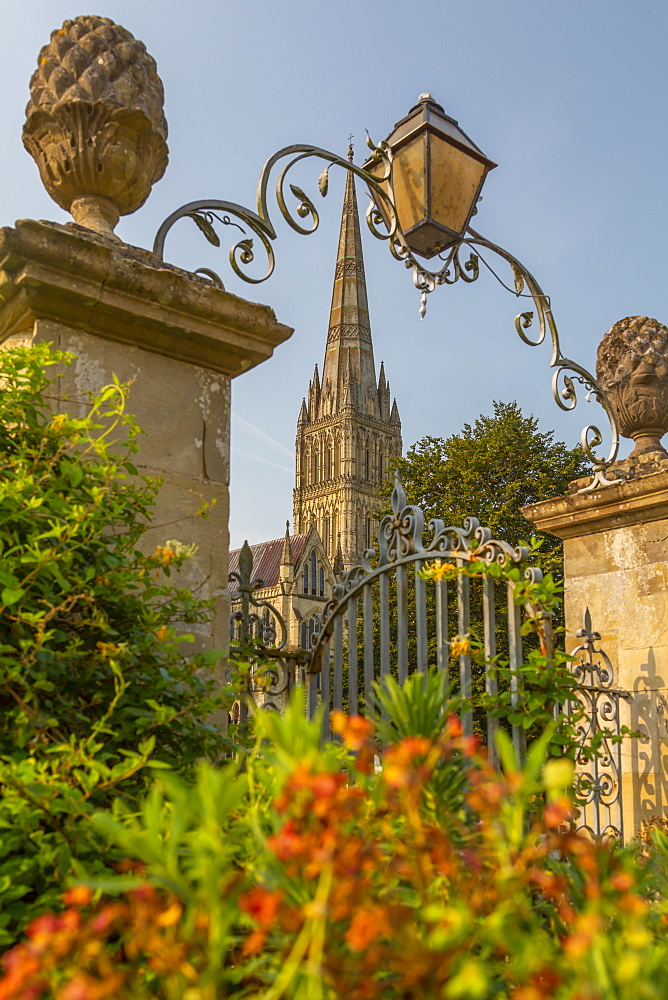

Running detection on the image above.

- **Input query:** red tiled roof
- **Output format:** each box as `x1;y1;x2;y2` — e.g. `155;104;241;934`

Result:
228;533;310;592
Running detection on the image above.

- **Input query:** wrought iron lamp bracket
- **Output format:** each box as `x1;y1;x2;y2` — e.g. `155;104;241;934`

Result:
153;137;618;489
407;226;620;487
153;141;396;290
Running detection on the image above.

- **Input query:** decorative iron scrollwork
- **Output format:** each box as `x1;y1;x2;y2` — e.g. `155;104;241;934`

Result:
154;135;619;488
311;471;543;647
568;607;629;842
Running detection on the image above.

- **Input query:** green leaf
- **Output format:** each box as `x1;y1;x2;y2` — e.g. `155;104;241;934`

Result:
1;587;24;606
67;463;83;488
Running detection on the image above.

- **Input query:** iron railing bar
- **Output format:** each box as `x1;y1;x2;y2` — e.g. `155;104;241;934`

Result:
379;572;390;721
321;639;331;742
363;583;374;711
307;665;318;719
435;574;449;680
333;615;343;715
457;560;472;736
507;580;526;764
482;574;499;768
347;599;358;716
415;559;428;674
397;565;408;684
614;696;624;843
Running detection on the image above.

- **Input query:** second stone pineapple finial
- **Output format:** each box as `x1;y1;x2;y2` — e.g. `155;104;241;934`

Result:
22;15;168;239
597;315;668;460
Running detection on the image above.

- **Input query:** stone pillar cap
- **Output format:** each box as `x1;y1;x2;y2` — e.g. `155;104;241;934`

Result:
0;219;292;377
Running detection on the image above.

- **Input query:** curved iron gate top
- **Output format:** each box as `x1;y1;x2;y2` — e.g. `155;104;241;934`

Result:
309;473;550;762
315;473;543;633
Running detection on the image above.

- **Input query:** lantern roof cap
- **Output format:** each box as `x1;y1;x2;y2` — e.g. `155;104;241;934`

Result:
387;94;496;169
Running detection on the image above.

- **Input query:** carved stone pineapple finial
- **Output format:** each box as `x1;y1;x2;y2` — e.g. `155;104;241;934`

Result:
22;15;168;239
596;315;668;459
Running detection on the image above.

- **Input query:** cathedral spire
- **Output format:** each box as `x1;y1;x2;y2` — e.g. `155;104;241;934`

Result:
321;158;377;414
293;150;402;571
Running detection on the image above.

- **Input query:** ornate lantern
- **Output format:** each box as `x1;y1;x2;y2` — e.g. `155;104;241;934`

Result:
365;94;496;259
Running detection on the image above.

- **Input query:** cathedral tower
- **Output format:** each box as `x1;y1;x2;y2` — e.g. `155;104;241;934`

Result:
293;151;402;571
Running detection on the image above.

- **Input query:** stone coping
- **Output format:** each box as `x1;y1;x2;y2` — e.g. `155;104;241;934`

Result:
0;219;292;378
523;466;668;539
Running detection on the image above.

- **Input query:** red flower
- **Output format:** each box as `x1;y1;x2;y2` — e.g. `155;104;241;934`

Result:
239;887;283;928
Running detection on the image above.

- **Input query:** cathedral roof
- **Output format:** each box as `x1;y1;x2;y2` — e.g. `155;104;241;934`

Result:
228;532;311;591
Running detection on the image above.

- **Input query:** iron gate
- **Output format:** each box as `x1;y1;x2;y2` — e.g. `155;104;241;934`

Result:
305;475;550;764
229;475;631;840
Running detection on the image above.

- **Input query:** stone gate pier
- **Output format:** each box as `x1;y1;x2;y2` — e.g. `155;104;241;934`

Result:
0;16;292;660
525;316;668;838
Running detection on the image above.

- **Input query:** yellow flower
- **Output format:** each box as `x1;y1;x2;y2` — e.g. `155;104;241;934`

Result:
425;559;458;581
96;641;119;657
450;636;471;658
49;413;68;434
156;625;169;642
153;545;175;566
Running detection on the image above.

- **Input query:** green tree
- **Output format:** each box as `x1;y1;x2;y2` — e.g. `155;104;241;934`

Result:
384;400;590;576
0;344;233;944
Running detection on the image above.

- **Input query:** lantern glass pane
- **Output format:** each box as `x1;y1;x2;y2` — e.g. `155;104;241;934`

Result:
392;135;426;234
430;138;486;236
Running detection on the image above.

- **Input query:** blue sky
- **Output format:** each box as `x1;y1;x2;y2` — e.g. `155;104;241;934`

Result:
1;2;667;548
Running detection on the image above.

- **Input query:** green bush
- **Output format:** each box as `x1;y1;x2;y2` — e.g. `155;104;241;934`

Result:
0;344;232;944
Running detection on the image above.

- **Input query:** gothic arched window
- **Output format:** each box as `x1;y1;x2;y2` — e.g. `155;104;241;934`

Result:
311;550;317;596
303;564;309;593
319;566;325;597
365;515;372;550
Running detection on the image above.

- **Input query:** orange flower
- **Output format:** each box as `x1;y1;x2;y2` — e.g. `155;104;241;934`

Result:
446;714;463;737
383;737;432;789
426;560;458;581
156;901;182;927
544;796;573;829
609;871;634;891
63;886;93;908
331;712;374;751
345;904;390;952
